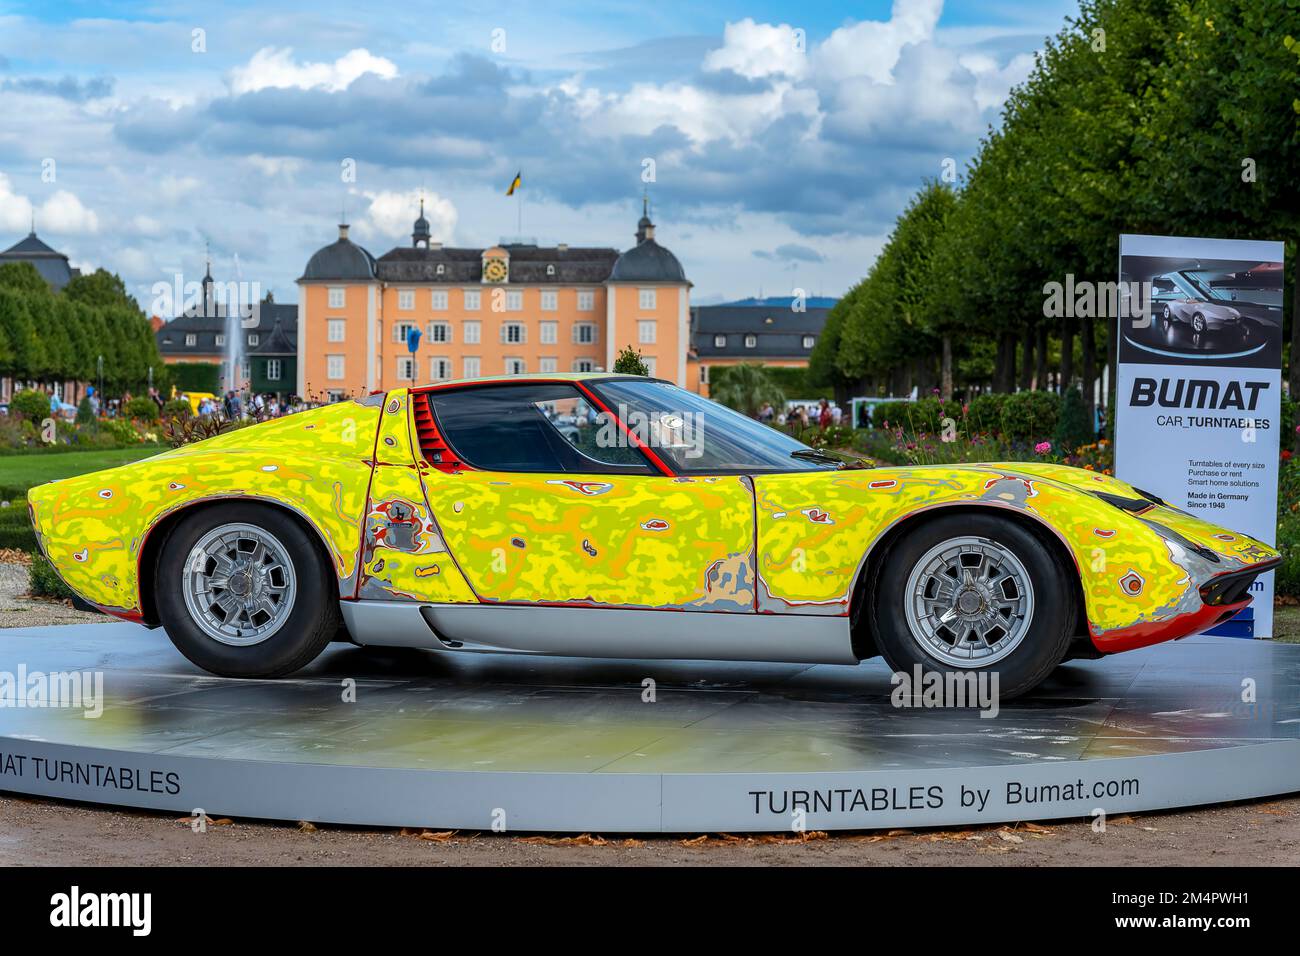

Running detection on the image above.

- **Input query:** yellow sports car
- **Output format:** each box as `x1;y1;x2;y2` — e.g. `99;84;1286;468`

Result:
27;374;1279;697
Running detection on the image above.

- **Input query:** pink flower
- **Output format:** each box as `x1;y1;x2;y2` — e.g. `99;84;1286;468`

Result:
1034;441;1052;454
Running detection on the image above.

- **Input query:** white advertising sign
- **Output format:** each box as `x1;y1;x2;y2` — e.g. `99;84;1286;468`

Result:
1116;234;1284;638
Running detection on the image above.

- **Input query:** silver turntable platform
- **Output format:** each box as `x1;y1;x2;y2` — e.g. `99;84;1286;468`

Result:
1;622;1296;832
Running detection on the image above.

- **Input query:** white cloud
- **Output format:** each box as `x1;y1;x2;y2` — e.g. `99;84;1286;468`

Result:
0;174;35;235
703;19;809;80
246;154;304;178
815;0;944;84
961;52;1037;112
229;47;399;95
588;79;820;147
157;175;201;202
0;173;98;236
38;190;99;234
353;189;457;243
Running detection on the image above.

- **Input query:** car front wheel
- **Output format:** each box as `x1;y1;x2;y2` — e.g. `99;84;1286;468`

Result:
156;504;339;678
872;513;1076;699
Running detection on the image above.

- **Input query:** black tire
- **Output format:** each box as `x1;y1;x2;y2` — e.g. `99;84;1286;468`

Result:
872;512;1076;700
155;503;339;678
1192;312;1206;334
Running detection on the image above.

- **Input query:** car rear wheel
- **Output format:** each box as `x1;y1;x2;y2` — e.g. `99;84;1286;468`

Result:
156;504;339;678
872;513;1076;699
1192;312;1206;334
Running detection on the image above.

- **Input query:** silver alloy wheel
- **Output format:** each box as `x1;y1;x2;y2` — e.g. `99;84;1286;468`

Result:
903;535;1035;667
181;522;297;646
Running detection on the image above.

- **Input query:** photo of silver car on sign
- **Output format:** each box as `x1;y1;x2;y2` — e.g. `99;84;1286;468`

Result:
1151;271;1241;334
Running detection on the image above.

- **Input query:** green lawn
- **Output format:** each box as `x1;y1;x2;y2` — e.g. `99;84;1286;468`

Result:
0;447;165;551
0;446;165;500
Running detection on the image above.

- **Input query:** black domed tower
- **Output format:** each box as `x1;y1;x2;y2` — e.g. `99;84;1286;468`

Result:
412;199;431;248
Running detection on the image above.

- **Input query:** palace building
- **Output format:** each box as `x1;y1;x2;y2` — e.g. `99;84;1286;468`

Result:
295;200;690;401
690;295;838;397
155;261;299;400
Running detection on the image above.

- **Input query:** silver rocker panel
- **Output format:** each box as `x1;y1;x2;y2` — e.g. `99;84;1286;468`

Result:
339;600;858;665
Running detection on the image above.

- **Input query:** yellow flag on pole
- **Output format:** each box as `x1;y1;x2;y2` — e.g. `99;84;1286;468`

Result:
506;171;522;196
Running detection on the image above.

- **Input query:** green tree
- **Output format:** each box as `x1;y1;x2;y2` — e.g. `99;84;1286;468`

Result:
709;363;785;417
612;345;650;376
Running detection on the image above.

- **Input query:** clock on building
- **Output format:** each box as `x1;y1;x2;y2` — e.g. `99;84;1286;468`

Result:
483;257;508;283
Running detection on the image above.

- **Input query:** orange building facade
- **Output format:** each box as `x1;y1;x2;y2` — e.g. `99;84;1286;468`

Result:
296;203;691;401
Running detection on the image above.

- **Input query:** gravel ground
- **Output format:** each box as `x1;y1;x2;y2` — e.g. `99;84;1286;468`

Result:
0;561;106;628
1;794;1297;866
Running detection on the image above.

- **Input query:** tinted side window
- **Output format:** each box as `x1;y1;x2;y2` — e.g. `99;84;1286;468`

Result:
426;384;654;474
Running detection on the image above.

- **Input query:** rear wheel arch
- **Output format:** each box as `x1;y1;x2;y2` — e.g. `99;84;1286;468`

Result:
849;503;1090;661
138;497;342;627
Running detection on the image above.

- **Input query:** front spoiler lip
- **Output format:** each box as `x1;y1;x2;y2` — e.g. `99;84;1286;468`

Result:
1090;557;1280;654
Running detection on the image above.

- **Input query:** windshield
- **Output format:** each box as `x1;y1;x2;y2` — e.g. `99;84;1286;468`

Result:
591;378;835;473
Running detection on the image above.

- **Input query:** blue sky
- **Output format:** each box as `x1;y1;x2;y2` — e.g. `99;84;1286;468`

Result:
0;0;1079;309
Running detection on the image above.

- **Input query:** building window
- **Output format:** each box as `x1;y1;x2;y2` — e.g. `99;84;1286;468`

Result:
541;290;558;311
394;321;418;344
266;359;282;381
744;334;757;348
436;263;445;276
803;335;815;349
328;319;345;342
643;357;656;377
431;290;449;311
430;357;451;381
247;334;259;347
215;334;226;347
398;289;415;311
463;356;481;378
327;355;345;380
700;365;709;384
638;320;656;344
577;290;595;311
327;389;346;403
505;290;523;311
397;356;416;381
573;322;596;344
240;361;250;381
546;264;556;277
463;320;481;344
639;288;656;310
539;321;558;344
572;359;594;373
713;334;726;348
328;288;345;309
502;322;525;344
505;357;526;375
539;357;558;374
428;321;451;343
464;289;481;310
185;334;197;347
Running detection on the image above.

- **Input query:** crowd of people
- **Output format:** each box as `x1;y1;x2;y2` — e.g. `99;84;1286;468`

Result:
755;398;844;431
194;391;303;420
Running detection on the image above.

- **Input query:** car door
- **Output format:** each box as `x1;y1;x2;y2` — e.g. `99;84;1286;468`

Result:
413;381;756;612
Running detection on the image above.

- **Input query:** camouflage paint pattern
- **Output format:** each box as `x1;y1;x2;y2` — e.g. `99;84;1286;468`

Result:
357;391;476;603
752;462;1277;641
27;401;380;616
418;469;756;611
26;380;1278;656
